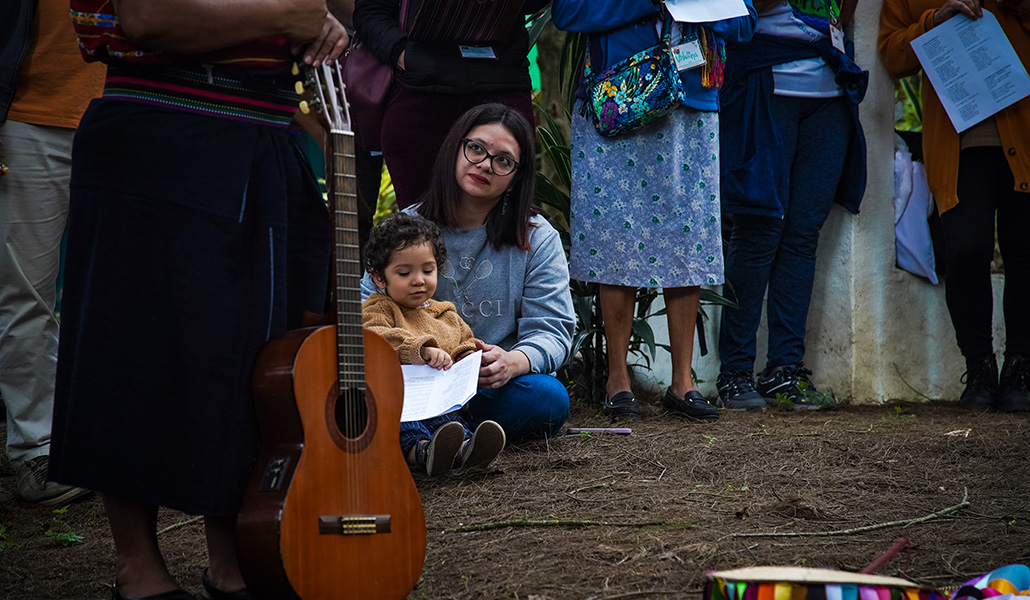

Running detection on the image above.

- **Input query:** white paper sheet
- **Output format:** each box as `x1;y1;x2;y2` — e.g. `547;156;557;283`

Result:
400;350;481;422
665;0;748;23
911;10;1030;133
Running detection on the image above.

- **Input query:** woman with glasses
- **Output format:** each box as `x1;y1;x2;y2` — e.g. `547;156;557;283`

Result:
353;0;549;209
364;103;575;442
553;0;757;421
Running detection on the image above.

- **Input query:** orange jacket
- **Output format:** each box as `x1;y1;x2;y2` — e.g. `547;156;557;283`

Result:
879;0;1030;213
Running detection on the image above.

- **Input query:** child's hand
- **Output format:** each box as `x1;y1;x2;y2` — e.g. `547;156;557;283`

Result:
421;346;453;370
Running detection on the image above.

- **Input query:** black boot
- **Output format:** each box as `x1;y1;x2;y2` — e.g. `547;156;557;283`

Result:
958;354;998;412
997;354;1030;413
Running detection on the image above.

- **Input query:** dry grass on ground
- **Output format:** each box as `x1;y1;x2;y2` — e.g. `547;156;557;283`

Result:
2;399;1029;599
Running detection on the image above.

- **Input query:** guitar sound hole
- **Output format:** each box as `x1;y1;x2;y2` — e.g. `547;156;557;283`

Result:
334;387;369;439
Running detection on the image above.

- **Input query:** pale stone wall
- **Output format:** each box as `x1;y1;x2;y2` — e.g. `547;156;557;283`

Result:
638;0;1007;404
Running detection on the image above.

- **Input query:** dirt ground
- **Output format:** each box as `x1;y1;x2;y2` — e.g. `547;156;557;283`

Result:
2;396;1029;600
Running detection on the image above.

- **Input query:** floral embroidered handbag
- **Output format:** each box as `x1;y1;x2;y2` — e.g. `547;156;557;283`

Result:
584;13;685;137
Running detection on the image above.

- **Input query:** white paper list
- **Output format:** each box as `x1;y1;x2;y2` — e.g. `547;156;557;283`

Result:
911;10;1030;132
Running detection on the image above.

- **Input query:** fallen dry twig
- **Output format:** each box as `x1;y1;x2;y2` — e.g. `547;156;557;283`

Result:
156;515;202;536
444;518;677;533
731;489;970;538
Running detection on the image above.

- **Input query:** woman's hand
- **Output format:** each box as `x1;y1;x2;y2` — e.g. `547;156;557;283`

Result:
297;12;350;65
475;340;530;389
933;0;982;26
421;346;453;370
396;50;406;71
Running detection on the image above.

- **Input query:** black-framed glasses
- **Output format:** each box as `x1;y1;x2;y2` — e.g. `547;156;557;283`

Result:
461;138;519;176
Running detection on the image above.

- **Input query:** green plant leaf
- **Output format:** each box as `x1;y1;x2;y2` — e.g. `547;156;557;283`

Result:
526;7;551;49
630;318;657;360
699;287;737;309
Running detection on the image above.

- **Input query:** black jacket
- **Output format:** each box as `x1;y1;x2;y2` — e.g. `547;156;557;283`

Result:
0;0;38;123
353;0;548;94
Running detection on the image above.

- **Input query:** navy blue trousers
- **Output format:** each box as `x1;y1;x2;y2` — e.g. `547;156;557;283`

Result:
719;96;851;372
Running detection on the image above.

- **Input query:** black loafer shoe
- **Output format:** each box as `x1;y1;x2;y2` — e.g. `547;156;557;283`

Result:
202;569;256;600
114;586;197;600
662;389;719;422
602;391;640;421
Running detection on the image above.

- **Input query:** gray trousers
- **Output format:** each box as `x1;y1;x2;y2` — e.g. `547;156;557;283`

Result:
0;119;73;469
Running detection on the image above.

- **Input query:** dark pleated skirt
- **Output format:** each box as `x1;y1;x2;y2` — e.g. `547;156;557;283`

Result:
49;99;330;516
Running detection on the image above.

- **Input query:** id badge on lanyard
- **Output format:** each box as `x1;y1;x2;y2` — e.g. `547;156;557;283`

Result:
671;32;706;72
829;17;845;53
828;1;845;53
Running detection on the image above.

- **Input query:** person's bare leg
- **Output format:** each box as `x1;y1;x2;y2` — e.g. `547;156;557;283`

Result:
599;284;637;397
103;493;178;598
204;515;247;592
665;286;701;398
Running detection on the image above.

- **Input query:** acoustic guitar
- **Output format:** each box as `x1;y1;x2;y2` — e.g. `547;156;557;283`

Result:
237;63;427;599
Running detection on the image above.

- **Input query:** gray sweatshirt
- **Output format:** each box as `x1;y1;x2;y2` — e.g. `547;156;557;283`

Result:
363;213;574;374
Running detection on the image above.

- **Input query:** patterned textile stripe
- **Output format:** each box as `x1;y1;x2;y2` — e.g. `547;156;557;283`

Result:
70;5;293;67
408;0;524;43
708;581;946;600
102;66;300;127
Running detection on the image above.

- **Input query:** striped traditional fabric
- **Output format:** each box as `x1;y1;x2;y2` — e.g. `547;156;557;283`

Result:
103;64;301;127
407;0;526;44
69;0;293;68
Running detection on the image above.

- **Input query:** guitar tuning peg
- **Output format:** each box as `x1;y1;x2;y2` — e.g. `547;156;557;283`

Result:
295;81;305;95
298;100;311;114
291;62;300;76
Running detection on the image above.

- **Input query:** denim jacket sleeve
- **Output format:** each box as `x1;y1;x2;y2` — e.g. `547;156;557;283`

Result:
551;0;661;33
706;0;758;43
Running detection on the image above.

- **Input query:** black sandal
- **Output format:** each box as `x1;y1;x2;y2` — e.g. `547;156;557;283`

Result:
113;586;197;600
602;391;640;421
201;569;256;600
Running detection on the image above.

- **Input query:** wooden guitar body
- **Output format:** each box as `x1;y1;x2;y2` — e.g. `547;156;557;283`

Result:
238;326;427;599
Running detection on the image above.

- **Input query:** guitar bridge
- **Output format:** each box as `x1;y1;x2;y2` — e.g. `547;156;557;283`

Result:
318;515;391;536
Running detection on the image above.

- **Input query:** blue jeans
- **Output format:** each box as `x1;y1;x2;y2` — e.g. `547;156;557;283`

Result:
719;96;850;372
462;374;570;443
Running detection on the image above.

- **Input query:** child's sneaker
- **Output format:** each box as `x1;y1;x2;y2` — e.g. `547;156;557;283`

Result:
756;363;836;410
458;420;505;471
414;421;465;476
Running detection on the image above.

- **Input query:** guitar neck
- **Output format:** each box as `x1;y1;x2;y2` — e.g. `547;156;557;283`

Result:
328;129;364;388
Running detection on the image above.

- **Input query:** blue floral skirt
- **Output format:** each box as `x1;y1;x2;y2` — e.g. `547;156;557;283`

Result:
570;106;724;288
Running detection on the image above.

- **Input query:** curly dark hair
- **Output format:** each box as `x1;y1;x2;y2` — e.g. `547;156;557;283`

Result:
363;212;448;277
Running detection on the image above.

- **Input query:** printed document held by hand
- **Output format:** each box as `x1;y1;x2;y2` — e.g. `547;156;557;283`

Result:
911;10;1030;132
400;350;482;422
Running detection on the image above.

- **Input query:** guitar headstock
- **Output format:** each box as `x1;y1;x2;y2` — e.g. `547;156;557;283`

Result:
296;62;353;134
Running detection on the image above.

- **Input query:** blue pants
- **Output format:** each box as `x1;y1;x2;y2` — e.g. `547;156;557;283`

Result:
399;374;570;451
464;374;570;444
719;96;850;372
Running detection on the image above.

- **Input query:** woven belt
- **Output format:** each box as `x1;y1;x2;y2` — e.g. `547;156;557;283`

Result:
103;64;300;127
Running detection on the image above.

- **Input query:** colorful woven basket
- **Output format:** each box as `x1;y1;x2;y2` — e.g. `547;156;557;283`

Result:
706;567;948;600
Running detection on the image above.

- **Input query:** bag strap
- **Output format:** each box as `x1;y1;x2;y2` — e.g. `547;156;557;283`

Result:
584;8;671;82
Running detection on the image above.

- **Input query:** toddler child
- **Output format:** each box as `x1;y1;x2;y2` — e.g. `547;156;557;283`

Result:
362;212;505;476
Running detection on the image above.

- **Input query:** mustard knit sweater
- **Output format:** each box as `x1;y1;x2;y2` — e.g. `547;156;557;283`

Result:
362;294;478;365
